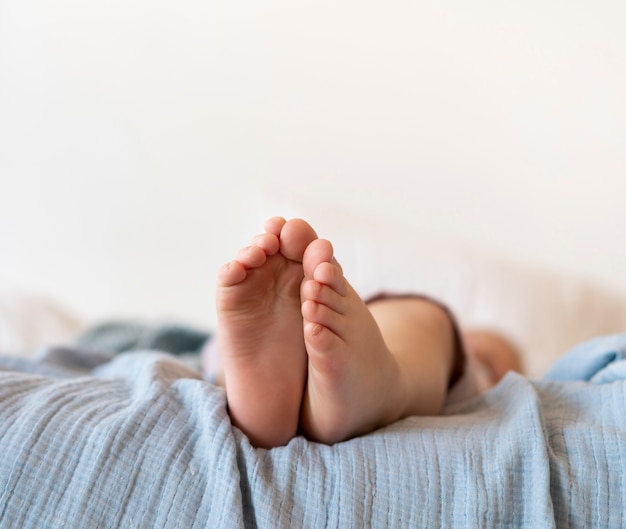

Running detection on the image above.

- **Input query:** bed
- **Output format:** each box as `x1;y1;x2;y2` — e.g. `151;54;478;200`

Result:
2;203;626;528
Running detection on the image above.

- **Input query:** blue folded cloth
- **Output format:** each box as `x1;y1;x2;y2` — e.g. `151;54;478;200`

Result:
545;332;626;382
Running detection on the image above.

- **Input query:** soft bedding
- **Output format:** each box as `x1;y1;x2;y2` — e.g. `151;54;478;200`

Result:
1;335;626;528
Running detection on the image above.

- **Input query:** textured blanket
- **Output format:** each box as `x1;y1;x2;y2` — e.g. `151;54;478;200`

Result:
1;334;626;528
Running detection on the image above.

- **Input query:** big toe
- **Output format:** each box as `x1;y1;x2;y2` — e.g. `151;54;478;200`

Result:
279;218;318;262
302;238;335;279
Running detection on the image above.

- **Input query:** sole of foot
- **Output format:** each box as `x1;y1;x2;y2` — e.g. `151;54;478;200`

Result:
216;217;318;448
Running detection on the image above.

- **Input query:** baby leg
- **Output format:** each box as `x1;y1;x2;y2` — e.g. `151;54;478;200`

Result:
216;217;317;448
299;240;455;444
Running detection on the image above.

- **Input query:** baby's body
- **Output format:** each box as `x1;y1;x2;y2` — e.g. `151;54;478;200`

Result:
213;217;521;448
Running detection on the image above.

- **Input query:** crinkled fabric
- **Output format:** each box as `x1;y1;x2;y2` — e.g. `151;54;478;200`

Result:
0;335;625;528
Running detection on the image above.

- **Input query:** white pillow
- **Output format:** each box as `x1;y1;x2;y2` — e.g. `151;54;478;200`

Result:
0;290;84;357
253;195;626;378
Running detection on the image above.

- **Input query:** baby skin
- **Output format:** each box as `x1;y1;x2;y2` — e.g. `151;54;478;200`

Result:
217;217;459;448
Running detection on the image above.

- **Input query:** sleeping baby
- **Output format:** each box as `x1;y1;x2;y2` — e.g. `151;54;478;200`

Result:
208;217;522;448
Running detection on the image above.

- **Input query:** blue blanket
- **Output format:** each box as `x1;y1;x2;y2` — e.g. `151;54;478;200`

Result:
1;334;626;528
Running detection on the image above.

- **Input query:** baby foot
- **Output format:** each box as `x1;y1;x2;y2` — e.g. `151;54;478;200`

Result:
299;239;407;444
217;217;318;448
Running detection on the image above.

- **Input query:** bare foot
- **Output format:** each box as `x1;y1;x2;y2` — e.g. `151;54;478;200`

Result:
217;217;317;448
298;239;410;444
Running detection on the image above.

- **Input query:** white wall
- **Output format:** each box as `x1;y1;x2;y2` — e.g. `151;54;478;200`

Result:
1;0;625;330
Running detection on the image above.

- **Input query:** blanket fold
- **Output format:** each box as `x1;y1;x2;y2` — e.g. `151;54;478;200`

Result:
1;334;625;528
